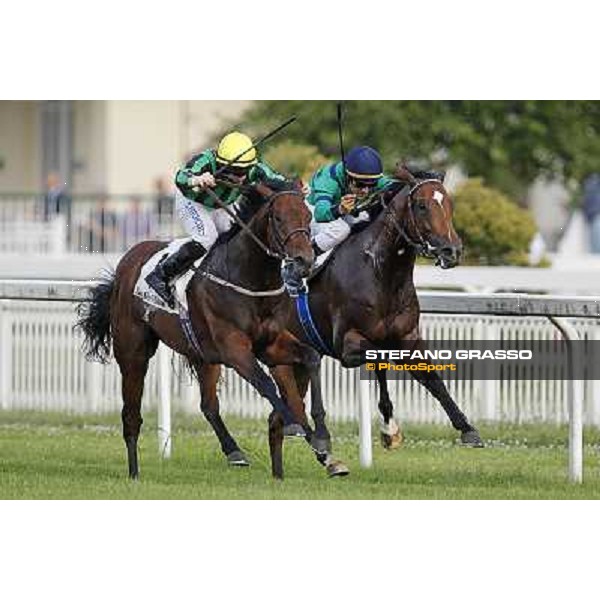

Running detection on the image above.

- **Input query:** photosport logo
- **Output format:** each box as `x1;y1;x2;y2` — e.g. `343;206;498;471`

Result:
359;340;600;381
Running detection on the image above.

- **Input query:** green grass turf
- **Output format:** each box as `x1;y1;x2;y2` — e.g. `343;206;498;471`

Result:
1;410;599;499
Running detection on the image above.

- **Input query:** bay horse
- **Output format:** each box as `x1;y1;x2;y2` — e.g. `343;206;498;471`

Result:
274;167;485;458
76;181;333;479
198;168;483;479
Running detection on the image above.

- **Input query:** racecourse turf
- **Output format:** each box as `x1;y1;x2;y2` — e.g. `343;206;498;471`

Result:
1;410;600;499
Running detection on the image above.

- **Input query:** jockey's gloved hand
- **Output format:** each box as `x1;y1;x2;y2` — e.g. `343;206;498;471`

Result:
189;173;216;190
339;194;357;215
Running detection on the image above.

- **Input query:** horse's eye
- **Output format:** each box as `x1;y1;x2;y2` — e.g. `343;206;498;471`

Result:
416;202;428;214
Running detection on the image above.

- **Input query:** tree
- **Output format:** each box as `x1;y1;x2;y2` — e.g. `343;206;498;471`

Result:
238;101;600;199
453;179;537;266
262;141;329;182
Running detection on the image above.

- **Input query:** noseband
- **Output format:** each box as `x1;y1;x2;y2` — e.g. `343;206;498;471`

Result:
267;190;312;260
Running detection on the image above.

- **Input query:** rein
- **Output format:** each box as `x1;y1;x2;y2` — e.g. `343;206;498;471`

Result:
203;186;280;258
210;181;310;260
193;185;310;297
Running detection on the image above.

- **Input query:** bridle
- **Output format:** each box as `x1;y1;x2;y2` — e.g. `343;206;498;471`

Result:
266;190;312;260
387;179;446;258
214;177;312;260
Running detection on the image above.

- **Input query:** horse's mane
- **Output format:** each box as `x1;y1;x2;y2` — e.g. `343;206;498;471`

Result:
205;180;299;259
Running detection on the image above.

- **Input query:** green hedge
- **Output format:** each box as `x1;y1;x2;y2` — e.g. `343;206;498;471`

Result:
453;179;537;266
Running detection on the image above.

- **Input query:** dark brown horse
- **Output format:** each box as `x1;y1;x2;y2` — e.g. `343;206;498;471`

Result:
76;182;333;479
275;168;484;459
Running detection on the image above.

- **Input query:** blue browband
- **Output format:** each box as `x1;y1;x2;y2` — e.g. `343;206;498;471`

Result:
295;291;332;356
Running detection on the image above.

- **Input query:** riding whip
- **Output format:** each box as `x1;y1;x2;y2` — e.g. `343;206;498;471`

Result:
202;187;281;258
214;116;298;177
336;102;347;186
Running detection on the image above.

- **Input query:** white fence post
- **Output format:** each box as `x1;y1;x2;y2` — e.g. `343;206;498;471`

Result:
549;317;583;484
359;375;373;467
0;300;12;409
157;342;172;458
482;320;499;421
589;327;600;427
50;216;67;255
86;360;102;413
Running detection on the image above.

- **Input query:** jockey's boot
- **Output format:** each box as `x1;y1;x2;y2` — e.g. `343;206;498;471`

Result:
145;240;206;308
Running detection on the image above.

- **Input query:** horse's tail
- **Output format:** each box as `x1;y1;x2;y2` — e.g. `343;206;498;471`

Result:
75;269;115;363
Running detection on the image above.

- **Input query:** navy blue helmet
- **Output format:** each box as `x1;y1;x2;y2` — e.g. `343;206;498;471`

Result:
345;146;383;183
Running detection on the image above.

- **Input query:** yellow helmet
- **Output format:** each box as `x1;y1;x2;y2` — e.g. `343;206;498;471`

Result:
216;132;257;168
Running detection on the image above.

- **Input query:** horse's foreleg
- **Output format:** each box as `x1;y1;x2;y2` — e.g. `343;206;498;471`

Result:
223;332;302;434
374;369;403;450
340;328;378;367
307;358;350;477
305;361;331;453
406;337;483;447
266;336;349;478
409;368;483;446
197;363;250;467
266;364;313;480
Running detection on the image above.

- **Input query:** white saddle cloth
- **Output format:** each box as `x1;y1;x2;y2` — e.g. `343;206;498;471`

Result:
133;237;207;314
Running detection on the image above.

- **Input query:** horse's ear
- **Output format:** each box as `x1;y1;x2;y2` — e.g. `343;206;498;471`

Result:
394;162;417;185
291;177;304;192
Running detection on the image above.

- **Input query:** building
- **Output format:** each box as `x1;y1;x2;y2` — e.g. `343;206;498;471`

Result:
0;100;252;195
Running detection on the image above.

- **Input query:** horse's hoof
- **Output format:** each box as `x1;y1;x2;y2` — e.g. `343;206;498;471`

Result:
461;429;484;448
311;436;331;456
380;431;403;450
380;420;403;449
283;423;306;438
326;459;350;478
227;450;250;467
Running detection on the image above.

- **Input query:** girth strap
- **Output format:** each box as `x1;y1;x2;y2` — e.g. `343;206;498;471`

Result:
178;304;203;359
295;291;332;356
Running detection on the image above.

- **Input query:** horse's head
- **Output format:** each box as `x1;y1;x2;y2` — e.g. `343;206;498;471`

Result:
253;181;314;278
390;167;462;269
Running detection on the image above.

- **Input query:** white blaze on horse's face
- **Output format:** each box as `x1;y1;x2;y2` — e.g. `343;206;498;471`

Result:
433;190;444;206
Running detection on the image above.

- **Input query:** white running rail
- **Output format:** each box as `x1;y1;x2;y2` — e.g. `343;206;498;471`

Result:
1;280;599;483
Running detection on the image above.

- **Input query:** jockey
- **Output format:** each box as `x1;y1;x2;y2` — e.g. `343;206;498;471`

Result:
146;131;286;307
306;146;393;255
306;146;440;255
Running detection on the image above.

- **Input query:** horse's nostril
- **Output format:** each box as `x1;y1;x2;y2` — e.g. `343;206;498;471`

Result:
293;256;311;273
439;245;461;264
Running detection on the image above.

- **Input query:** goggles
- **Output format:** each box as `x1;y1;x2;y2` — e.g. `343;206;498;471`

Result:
349;177;377;190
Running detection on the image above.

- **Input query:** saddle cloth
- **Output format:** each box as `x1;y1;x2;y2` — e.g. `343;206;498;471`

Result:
133;237;206;314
